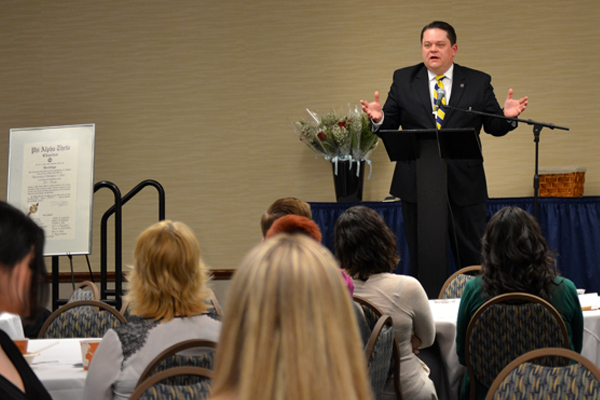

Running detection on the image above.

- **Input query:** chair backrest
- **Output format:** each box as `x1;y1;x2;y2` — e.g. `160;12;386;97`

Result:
438;265;482;299
137;339;218;387
465;292;570;400
353;295;403;400
129;366;213;400
485;347;600;400
365;315;395;400
205;288;223;318
119;299;132;320
69;280;100;302
38;300;126;338
353;301;371;346
353;295;385;330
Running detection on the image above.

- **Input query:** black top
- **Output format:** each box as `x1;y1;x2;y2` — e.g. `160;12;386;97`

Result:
0;330;52;400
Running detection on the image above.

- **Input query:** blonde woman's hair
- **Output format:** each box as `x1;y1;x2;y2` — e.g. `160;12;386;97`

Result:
211;234;373;400
125;220;210;320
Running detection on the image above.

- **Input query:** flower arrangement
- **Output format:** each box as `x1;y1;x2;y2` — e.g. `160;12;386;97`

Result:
292;105;379;177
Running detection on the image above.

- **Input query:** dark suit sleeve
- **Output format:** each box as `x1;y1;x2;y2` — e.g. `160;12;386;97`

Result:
480;76;516;137
379;69;406;132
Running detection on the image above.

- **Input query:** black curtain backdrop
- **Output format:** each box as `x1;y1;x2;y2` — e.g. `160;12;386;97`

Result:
310;197;600;294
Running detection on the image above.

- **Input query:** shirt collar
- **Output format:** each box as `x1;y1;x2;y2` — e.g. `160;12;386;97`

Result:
427;64;454;82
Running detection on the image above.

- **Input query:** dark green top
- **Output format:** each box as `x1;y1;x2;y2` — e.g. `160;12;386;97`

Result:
455;276;584;400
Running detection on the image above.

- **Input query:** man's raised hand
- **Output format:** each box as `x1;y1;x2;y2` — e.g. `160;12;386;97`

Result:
360;91;383;123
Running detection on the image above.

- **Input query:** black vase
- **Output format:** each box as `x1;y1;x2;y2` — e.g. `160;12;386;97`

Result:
332;160;364;203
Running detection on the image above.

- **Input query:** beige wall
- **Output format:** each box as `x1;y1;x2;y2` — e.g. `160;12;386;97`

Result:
1;1;599;276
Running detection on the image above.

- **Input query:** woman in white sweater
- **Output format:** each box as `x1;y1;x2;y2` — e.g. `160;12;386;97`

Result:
83;220;221;400
334;206;437;400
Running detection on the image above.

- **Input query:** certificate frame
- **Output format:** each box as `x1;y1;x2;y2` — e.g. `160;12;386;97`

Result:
7;124;95;256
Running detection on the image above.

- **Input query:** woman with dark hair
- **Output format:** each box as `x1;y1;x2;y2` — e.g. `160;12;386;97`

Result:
456;206;584;400
0;201;51;399
334;206;437;400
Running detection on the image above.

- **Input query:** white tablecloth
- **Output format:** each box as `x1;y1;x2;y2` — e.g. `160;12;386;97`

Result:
429;296;600;400
0;312;24;339
429;299;464;400
29;338;89;400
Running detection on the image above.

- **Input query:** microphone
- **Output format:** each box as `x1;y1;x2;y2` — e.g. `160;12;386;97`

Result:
435;88;446;111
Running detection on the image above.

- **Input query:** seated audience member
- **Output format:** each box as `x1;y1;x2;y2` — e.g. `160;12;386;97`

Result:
265;215;369;344
264;214;321;242
456;206;584;400
209;234;373;400
265;214;354;291
84;220;221;400
260;196;312;238
334;206;438;400
0;201;51;400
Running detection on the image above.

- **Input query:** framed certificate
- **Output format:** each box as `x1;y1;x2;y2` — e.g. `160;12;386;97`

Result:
7;124;95;256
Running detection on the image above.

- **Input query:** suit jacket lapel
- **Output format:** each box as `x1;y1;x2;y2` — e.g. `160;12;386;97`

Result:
445;64;466;126
414;65;435;127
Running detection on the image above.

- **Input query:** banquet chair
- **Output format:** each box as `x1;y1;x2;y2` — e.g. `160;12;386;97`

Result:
353;295;403;400
136;339;217;387
129;366;213;400
353;295;385;331
38;300;126;339
68;280;100;302
205;288;223;318
438;265;481;299
485;347;600;400
465;292;570;400
65;281;100;324
119;299;132;320
365;315;395;400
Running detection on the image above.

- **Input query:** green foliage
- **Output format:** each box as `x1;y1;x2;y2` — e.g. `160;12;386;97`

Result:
294;105;379;162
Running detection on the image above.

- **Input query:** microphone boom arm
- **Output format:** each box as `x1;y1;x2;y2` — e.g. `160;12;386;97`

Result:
440;103;570;221
441;103;569;131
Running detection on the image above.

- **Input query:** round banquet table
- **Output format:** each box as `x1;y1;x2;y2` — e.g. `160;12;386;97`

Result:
29;338;90;400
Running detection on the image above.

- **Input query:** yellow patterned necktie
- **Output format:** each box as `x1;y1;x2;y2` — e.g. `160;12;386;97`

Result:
433;75;446;129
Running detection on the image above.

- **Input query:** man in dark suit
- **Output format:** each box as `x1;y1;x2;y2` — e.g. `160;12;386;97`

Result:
361;21;528;281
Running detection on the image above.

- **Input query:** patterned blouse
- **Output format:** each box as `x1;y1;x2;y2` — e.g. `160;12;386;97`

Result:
83;313;221;400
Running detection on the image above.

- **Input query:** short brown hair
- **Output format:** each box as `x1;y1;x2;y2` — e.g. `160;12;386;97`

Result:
260;197;312;237
421;21;457;45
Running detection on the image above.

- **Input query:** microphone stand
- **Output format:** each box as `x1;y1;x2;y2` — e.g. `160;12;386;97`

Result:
441;103;569;221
